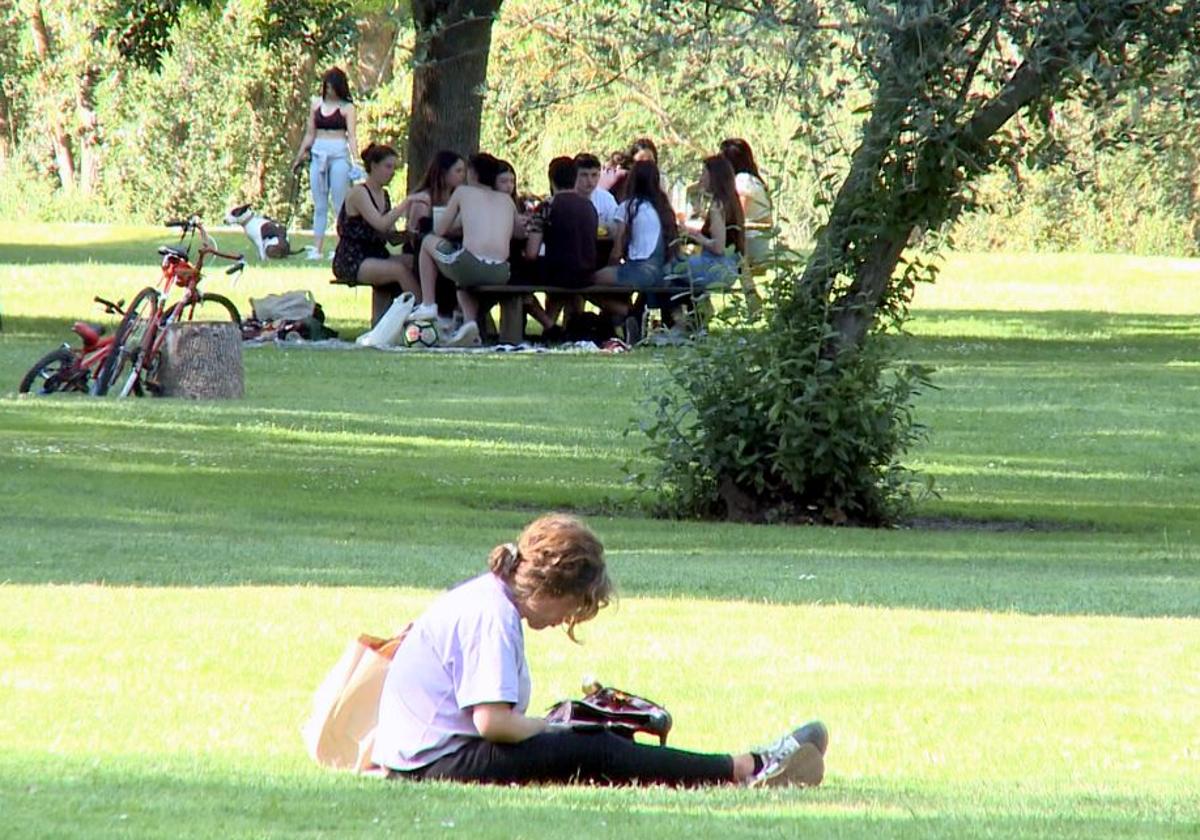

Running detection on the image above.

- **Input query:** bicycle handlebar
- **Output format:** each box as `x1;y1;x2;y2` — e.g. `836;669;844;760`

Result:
93;295;124;314
201;246;245;263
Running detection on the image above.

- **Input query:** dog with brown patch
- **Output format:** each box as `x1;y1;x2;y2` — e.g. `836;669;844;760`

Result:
225;203;300;260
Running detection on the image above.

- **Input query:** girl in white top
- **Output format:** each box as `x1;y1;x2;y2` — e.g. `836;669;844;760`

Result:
720;138;774;265
593;161;679;296
372;513;829;787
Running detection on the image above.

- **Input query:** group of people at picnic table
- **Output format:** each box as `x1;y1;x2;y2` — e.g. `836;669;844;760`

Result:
326;135;774;345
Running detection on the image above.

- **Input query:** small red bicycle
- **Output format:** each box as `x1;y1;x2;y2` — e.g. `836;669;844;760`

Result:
18;296;130;396
98;217;244;398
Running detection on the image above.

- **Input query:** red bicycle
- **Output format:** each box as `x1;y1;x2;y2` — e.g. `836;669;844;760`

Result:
98;217;244;398
18;296;130;396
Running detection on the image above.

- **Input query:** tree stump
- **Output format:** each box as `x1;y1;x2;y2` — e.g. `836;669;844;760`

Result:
158;321;244;399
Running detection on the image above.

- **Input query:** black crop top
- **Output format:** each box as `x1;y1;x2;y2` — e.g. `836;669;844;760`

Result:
313;105;347;131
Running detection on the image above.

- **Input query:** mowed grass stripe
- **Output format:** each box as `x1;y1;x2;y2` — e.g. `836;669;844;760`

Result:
1;585;1196;789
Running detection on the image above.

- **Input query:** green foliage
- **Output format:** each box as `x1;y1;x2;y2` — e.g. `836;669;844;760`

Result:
94;5;307;220
633;258;932;526
253;0;358;53
106;0;216;70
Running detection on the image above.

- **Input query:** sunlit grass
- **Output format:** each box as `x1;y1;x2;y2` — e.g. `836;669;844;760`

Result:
1;224;1198;837
1;586;1196;838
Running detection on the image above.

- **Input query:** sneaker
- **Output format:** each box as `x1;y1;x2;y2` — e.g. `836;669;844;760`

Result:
304;246;323;261
443;320;481;348
408;302;439;322
748;720;828;788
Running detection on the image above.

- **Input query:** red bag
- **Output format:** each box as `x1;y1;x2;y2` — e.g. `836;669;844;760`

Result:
546;682;673;745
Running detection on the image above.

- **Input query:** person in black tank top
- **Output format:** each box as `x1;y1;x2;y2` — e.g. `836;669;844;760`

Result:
332;143;420;324
291;67;361;260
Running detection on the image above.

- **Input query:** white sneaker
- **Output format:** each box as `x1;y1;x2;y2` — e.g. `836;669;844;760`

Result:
408;302;439;322
442;320;481;348
748;721;827;788
305;246;323;261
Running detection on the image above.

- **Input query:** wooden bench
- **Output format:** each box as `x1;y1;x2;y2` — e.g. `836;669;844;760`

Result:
331;277;707;344
329;278;408;328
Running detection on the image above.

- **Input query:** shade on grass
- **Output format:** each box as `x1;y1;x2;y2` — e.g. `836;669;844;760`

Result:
1;224;1198;838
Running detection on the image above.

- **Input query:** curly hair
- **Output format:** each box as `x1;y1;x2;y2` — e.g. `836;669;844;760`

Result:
488;514;613;641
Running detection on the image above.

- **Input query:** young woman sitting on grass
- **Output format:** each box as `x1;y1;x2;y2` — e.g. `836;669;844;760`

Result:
372;513;828;787
331;143;418;298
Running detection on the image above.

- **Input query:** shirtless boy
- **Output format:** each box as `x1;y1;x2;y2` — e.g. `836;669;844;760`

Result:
413;153;519;341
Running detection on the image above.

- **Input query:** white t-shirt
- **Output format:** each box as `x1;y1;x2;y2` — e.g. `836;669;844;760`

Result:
589;188;619;226
616;199;663;261
735;172;773;229
372;572;531;771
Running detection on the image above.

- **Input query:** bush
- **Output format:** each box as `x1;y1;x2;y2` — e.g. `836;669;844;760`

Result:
631;257;932;526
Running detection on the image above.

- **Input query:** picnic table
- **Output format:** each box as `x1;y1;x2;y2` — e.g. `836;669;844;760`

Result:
330;232;712;343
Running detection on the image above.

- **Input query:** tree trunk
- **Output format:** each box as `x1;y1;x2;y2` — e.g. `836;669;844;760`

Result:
804;16;1073;358
406;0;503;192
284;51;319;165
76;67;101;195
27;0;76;192
158;322;245;400
0;85;12;168
358;13;401;93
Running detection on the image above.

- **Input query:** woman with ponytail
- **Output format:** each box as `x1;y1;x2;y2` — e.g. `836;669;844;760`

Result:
372;513;828;787
331;143;419;304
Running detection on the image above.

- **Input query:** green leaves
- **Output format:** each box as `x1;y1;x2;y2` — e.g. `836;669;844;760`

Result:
632;254;932;525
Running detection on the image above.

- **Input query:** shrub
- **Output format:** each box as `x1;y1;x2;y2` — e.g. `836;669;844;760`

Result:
631;256;932;526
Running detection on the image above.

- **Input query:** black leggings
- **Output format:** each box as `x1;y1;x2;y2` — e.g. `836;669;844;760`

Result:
403;730;735;787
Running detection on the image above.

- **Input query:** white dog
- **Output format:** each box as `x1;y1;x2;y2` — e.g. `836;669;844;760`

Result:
225;203;299;260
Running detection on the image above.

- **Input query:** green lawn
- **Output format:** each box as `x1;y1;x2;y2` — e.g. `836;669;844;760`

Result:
1;223;1198;838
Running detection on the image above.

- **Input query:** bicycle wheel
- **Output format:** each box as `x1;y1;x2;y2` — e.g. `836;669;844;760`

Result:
189;293;242;326
95;286;158;397
19;348;81;395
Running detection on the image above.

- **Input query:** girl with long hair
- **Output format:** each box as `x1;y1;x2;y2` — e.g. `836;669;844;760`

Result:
682;155;745;288
292;67;360;260
402;150;467;256
594;160;678;298
372;513;828;787
719;138;773;265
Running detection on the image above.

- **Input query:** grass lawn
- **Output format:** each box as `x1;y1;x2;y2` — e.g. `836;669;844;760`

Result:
1;222;1198;838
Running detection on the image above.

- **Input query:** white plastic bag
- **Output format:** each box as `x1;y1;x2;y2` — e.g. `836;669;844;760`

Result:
355;292;415;348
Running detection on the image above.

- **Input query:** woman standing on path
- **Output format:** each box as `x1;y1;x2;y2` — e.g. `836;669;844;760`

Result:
373;513;829;787
292;67;360;261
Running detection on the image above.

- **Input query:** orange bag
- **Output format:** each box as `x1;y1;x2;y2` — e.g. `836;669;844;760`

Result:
301;626;410;772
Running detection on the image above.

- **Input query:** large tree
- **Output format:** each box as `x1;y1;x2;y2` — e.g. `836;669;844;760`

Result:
406;0;504;190
582;0;1200;523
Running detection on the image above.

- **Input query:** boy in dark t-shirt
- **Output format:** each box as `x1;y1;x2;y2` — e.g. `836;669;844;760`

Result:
525;157;598;289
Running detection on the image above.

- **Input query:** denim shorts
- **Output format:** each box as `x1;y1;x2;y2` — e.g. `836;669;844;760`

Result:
616;258;666;291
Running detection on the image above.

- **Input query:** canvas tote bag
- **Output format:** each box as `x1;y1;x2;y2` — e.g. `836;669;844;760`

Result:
251;290;316;322
301;625;410;772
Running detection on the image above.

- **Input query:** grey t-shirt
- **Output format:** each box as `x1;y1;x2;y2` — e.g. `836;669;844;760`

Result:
372;572;531;771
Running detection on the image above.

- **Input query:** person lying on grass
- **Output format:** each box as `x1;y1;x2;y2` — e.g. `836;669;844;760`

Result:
372;513;828;786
